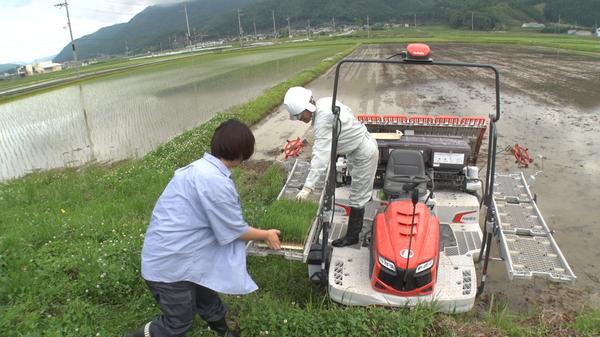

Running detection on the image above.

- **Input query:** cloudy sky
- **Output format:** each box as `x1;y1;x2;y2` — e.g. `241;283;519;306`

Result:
0;0;180;64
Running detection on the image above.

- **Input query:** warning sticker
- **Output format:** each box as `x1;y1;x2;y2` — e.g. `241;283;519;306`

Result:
433;152;464;166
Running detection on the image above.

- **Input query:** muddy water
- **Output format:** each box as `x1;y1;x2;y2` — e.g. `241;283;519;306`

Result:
0;46;341;181
252;44;600;311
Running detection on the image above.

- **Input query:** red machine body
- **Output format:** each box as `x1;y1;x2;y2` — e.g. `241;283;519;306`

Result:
371;200;440;296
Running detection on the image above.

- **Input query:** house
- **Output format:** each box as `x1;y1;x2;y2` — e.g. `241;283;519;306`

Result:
596;28;600;37
521;22;545;29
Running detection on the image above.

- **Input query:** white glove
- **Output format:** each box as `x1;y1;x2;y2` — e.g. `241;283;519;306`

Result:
296;187;312;201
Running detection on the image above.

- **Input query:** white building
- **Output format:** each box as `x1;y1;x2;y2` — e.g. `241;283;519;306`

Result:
521;22;545;28
19;61;63;76
568;29;592;36
34;61;62;73
596;28;600;37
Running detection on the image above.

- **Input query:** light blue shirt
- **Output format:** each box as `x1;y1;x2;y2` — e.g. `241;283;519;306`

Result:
141;153;258;295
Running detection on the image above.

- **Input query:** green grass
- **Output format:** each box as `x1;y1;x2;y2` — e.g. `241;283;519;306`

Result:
258;199;319;243
574;308;600;336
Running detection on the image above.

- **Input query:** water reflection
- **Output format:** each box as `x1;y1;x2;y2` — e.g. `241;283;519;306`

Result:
0;47;337;180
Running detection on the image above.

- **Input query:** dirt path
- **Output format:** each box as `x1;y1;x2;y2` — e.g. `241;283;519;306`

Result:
251;44;600;312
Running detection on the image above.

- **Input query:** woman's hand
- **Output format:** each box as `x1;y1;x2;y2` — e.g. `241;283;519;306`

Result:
264;229;281;251
240;227;281;251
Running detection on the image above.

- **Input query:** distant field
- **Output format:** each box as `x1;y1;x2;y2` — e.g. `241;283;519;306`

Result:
2;25;598;102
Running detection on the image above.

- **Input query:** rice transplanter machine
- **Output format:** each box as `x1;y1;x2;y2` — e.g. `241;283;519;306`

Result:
247;44;576;313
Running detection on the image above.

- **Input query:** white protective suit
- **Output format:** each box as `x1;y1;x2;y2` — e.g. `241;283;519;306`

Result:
304;97;379;208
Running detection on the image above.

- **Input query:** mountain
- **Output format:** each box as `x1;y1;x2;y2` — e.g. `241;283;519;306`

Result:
0;64;21;74
53;0;600;62
54;0;256;62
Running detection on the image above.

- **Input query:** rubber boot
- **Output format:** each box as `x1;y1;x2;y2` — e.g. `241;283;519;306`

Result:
332;207;364;247
124;322;150;337
208;317;240;337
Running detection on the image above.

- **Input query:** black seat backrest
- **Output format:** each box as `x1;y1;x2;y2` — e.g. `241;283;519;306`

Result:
383;149;427;196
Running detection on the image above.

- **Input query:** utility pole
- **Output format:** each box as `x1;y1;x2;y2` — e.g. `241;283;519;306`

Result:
307;19;311;39
125;40;129;56
272;10;277;39
471;12;474;31
254;19;257;40
414;13;417;28
287;17;291;38
367;15;370;39
237;8;244;47
332;17;336;33
184;2;192;49
54;0;78;68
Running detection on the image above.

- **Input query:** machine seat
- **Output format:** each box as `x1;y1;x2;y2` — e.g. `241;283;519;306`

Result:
383;149;428;198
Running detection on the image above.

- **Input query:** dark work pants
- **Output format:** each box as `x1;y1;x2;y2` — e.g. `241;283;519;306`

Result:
145;280;227;337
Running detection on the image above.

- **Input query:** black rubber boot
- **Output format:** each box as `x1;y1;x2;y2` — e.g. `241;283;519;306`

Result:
124;323;148;337
208;317;240;337
332;207;364;247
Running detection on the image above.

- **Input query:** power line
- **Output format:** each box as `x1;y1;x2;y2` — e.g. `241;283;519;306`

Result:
73;6;139;16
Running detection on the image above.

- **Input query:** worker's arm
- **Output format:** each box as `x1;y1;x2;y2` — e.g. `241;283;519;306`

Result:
240;227;281;251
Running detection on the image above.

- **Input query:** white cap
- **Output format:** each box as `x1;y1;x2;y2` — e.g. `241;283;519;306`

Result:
283;87;316;120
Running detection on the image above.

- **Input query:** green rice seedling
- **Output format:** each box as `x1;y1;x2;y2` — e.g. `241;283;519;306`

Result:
233;162;286;226
258;199;319;243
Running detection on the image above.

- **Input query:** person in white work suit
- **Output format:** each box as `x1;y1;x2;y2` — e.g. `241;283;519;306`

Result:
284;86;379;247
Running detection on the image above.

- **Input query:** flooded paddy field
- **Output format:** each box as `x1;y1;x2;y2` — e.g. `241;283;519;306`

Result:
0;45;347;181
252;44;600;312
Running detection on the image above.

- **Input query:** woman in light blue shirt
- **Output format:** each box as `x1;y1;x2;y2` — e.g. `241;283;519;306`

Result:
125;119;281;337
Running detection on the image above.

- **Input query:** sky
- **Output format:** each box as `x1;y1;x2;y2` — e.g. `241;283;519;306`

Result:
0;0;181;64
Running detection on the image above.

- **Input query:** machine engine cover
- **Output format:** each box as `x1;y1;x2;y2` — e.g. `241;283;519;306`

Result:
371;201;440;296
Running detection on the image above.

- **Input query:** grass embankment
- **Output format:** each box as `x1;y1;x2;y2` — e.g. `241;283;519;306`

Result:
1;40;599;336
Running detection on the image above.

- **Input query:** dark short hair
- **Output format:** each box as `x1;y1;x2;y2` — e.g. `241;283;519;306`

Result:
211;119;255;161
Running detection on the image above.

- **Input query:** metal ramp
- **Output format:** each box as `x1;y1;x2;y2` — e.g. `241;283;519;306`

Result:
492;173;576;283
246;159;325;261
